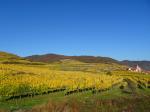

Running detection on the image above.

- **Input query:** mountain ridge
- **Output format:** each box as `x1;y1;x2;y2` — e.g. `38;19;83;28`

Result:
0;51;150;70
25;53;119;64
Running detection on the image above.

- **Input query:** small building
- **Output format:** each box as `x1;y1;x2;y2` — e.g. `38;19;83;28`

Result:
128;65;142;73
135;65;142;72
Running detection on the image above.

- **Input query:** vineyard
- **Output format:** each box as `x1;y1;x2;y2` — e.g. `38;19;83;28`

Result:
0;63;150;102
0;55;150;112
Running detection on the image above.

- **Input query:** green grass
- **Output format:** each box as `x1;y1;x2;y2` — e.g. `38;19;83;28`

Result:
0;92;64;111
0;86;150;111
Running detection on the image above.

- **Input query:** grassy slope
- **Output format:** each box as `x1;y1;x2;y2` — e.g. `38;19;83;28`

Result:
0;87;149;112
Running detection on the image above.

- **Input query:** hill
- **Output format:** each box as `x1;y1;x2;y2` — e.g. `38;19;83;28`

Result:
25;54;119;64
0;51;45;65
121;60;150;71
0;51;22;62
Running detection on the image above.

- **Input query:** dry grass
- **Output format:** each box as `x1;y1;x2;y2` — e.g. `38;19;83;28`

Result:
0;109;8;112
26;100;80;112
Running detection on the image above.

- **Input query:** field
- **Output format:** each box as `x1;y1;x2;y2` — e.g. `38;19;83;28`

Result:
0;60;150;112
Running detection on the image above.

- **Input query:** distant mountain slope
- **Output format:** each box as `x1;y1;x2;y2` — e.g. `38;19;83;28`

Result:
25;54;119;64
1;51;149;71
121;60;150;71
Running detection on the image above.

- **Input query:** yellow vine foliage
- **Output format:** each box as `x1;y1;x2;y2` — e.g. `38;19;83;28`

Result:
0;64;149;100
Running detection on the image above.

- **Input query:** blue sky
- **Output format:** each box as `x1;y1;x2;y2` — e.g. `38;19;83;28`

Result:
0;0;150;60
